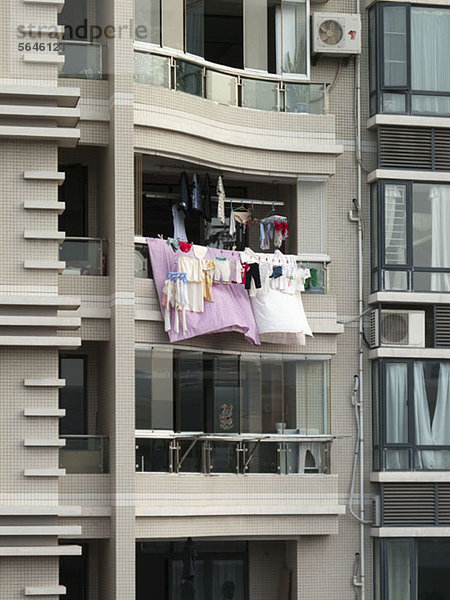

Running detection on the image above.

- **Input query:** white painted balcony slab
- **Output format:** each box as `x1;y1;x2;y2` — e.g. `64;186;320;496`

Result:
0;525;80;535
24;261;66;271
24;409;66;417
24;379;65;387
0;126;79;147
0;506;61;516
24;230;66;241
0;316;79;329
0;545;80;556
23;171;66;183
25;586;67;596
24;201;65;213
0;105;79;127
23;0;64;10
0;86;79;108
0;296;79;309
23;53;65;69
24;469;65;477
0;336;81;347
24;439;66;447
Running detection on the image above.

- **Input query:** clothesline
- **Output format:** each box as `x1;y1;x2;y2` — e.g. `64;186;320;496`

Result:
144;191;284;207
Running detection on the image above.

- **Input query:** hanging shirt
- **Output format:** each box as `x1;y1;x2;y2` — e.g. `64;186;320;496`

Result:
172;204;188;242
191;173;203;215
179;171;190;214
216;176;226;224
178;255;204;313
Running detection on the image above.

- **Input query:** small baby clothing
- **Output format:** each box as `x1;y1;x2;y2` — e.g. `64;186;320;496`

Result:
270;265;283;279
162;272;189;333
214;257;230;284
179;241;193;253
274;220;289;248
229;259;242;284
202;260;215;302
172;204;188;242
245;263;261;291
178;255;204;313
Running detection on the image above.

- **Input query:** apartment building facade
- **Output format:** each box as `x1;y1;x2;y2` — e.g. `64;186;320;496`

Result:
1;0;448;597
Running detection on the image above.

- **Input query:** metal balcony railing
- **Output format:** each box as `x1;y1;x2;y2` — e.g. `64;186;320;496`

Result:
134;50;326;115
59;41;103;80
136;433;332;475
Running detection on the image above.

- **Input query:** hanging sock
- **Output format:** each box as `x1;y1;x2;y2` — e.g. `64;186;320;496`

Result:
216;175;226;224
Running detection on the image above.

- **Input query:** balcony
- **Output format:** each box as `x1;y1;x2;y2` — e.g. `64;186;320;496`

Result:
60;435;109;474
136;433;332;475
60;237;107;276
59;41;103;80
134;50;326;115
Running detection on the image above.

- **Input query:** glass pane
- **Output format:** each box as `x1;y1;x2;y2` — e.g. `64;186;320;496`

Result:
292;360;328;434
372;270;379;292
414;271;450;292
415;449;450;470
213;355;240;434
277;0;307;75
211;559;245;599
241;356;262;433
385;363;408;444
371;184;378;269
136;438;169;472
241;79;278;112
205;70;238;105
245;442;278;473
372;362;380;448
60;437;108;474
382;93;406;113
134;52;170;87
413;184;450;270
382;5;407;87
261;357;283;433
135;0;161;43
176;60;203;97
285;84;325;114
374;540;381;600
176;351;204;432
178;439;202;472
135;350;151;429
60;239;104;276
411;7;450;93
59;42;102;80
386;541;411;600
60;357;85;435
369;8;376;93
412;95;450;116
302;262;325;294
151;349;173;429
244;0;269;71
384;184;407;265
383;270;409;291
186;0;244;69
417;539;450;598
210;441;238;473
385;448;409;470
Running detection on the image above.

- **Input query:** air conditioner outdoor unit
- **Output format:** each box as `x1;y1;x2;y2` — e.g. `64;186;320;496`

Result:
370;309;426;349
312;13;361;55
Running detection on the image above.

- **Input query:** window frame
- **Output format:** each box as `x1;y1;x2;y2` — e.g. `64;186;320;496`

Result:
135;346;330;435
374;358;450;471
370;180;450;293
370;2;450;116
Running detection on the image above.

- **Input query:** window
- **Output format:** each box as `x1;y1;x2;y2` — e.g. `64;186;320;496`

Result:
371;182;450;292
60;543;88;600
59;164;88;237
136;0;308;76
59;355;87;436
377;538;450;599
370;4;450;115
373;359;450;471
136;541;248;600
135;348;329;434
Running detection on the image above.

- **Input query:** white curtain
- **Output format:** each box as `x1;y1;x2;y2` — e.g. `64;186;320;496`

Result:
211;560;245;600
384;185;407;290
387;541;411;600
385;363;408;469
430;186;450;292
275;0;306;75
414;362;450;469
411;8;450;113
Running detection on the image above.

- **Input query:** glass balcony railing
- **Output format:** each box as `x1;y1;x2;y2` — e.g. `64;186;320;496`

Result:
135;241;151;278
60;436;109;474
59;41;103;80
60;238;107;276
136;434;332;474
134;51;326;115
